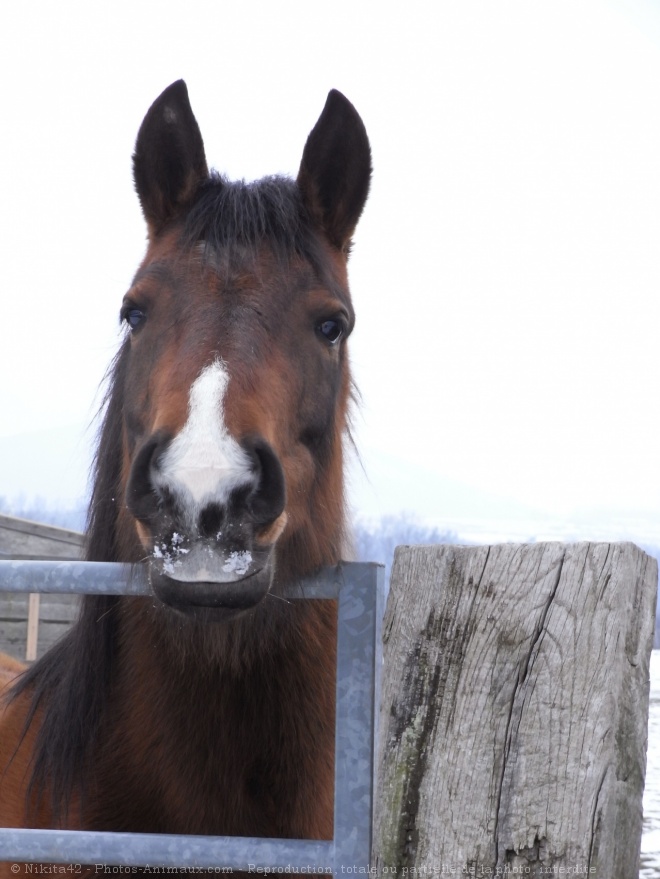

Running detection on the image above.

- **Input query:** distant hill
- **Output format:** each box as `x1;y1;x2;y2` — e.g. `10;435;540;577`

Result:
0;423;94;504
348;443;547;526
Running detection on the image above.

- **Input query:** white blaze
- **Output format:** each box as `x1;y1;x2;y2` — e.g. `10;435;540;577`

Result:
153;360;255;526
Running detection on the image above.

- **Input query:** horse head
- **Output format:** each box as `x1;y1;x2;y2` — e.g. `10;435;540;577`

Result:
113;81;371;620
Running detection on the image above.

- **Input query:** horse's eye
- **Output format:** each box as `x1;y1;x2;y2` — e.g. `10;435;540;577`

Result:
317;319;343;345
121;306;146;331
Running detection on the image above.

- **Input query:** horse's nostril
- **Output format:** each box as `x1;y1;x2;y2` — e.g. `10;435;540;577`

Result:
125;431;172;523
242;437;286;529
198;503;225;539
127;432;285;543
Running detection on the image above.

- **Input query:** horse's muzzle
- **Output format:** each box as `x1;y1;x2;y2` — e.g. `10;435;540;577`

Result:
148;540;274;621
127;431;287;619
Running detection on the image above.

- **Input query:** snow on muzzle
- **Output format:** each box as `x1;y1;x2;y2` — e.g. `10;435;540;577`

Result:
148;537;275;620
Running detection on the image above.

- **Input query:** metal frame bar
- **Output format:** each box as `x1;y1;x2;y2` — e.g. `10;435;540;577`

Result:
0;560;384;874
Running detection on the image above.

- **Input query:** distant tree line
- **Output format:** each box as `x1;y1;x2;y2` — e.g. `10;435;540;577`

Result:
353;513;457;586
0;495;87;532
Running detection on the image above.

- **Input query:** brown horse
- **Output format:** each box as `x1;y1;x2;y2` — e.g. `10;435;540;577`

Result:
0;80;370;870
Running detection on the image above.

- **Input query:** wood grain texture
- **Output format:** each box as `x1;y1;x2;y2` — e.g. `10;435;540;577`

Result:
0;594;79;660
374;542;657;877
0;514;83;559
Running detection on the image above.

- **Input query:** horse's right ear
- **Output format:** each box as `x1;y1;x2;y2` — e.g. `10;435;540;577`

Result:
133;80;208;236
298;90;371;253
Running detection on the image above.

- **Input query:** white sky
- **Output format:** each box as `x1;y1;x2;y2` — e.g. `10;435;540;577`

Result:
3;0;660;539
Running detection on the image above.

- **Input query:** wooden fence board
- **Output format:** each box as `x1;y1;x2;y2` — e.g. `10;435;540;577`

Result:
0;605;79;661
0;515;83;660
0;513;84;560
0;594;79;622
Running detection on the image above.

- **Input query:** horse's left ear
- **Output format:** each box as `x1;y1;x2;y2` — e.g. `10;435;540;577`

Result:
133;80;209;236
297;90;371;253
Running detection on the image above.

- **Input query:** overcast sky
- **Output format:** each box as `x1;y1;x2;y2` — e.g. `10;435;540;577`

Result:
3;0;660;540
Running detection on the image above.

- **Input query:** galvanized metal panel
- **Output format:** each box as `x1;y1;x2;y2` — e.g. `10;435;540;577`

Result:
0;828;333;872
0;560;383;875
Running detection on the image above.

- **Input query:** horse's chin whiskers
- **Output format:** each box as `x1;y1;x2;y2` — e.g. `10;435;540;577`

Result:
95;606;115;624
266;592;291;605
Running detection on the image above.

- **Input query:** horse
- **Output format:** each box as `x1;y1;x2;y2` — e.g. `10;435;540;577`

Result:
0;79;371;873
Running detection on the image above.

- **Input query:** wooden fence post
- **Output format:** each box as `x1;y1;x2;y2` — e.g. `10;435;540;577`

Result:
373;542;657;877
25;593;40;661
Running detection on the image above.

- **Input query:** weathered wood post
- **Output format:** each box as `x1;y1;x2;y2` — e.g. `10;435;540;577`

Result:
374;542;657;877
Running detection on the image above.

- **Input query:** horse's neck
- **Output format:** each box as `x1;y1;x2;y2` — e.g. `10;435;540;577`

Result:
92;496;343;833
94;594;336;835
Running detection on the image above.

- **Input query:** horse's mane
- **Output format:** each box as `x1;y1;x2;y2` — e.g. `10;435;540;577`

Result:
10;345;128;821
185;174;321;266
10;173;338;822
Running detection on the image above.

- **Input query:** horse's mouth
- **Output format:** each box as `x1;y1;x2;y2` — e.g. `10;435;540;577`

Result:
148;541;274;621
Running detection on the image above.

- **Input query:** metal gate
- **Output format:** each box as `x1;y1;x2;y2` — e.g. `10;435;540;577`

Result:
0;560;384;874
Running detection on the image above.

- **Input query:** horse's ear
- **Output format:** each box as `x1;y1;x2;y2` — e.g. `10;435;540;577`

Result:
297;90;371;253
133;80;208;235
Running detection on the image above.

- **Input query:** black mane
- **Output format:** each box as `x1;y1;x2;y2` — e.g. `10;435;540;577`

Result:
10;348;130;821
184;173;324;267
